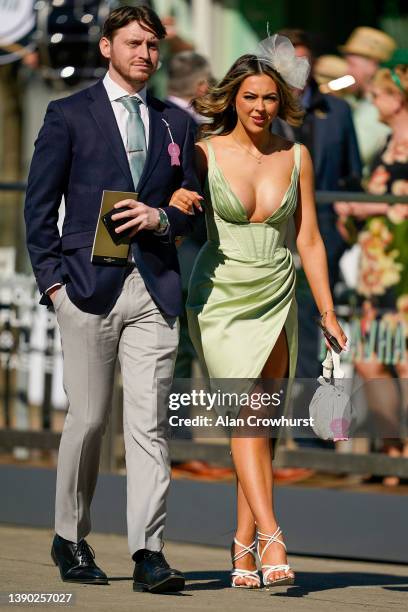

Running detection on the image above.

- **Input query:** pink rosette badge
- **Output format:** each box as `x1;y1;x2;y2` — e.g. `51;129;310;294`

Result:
168;142;181;166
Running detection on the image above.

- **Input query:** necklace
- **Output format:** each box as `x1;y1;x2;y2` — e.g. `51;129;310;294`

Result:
231;134;266;164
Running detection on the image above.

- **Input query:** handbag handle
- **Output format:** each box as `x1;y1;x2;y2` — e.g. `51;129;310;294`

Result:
321;349;344;379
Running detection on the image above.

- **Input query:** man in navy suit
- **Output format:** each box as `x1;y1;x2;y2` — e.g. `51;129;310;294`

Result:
24;5;202;594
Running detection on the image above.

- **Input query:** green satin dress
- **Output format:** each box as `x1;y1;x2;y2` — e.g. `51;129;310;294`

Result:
186;140;301;381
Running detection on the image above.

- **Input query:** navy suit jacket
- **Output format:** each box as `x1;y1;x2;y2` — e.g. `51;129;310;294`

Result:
24;79;202;316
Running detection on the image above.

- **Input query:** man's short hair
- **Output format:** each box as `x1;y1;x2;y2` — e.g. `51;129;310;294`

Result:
102;5;166;41
167;51;210;97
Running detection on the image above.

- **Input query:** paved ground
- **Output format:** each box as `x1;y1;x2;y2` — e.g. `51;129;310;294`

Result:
0;525;407;612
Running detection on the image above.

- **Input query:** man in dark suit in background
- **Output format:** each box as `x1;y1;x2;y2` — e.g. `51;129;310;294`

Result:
165;51;210;381
274;29;362;381
24;5;202;594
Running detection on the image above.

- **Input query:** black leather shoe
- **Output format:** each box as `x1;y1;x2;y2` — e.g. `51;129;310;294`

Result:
133;550;185;593
51;534;109;584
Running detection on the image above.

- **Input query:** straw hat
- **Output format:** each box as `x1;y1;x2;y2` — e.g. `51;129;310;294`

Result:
339;27;396;63
314;55;349;84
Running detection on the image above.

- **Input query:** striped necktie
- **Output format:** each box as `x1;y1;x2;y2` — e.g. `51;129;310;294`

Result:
119;95;147;189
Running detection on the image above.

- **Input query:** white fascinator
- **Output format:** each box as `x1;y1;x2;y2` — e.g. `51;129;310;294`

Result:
254;34;310;90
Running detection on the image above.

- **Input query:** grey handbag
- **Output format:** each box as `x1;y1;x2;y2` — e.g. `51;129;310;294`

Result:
309;349;353;441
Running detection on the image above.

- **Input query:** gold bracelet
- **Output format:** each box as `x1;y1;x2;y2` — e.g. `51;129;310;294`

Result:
320;308;336;318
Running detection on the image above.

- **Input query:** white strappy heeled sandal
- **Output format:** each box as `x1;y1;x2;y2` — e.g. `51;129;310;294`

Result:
257;526;295;587
230;538;261;589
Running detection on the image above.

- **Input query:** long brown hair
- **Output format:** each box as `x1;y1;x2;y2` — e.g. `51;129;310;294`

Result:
193;54;304;138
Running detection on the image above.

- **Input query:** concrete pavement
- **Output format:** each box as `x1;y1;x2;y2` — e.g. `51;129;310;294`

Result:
0;525;407;612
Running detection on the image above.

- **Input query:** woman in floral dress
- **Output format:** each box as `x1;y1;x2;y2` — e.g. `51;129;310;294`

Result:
335;63;408;484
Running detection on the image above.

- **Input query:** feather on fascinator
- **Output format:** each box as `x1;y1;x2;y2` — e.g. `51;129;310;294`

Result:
254;34;311;89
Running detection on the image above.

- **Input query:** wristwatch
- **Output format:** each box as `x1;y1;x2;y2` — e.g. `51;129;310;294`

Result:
156;207;169;234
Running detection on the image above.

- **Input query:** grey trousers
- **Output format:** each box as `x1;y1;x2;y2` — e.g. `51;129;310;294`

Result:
53;267;179;556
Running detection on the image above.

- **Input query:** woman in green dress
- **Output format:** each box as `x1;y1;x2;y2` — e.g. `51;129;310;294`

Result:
170;36;347;588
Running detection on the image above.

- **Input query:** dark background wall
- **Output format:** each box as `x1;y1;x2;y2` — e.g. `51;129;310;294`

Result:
238;0;407;56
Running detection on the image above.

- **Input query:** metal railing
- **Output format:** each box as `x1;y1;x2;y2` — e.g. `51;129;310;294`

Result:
1;182;408;477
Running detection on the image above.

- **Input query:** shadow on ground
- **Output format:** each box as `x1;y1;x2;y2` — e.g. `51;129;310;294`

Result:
183;570;408;594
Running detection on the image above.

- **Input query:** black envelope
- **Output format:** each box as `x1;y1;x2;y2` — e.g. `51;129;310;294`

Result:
102;206;134;245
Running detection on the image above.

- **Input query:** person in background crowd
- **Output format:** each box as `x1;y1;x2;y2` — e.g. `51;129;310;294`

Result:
273;29;361;384
166;51;212;124
335;58;408;486
339;27;396;177
313;54;355;96
161;15;195;54
166;51;211;386
166;52;233;479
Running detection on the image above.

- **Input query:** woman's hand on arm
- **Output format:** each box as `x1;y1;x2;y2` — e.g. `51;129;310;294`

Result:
169;188;203;215
169;142;208;215
295;145;348;352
